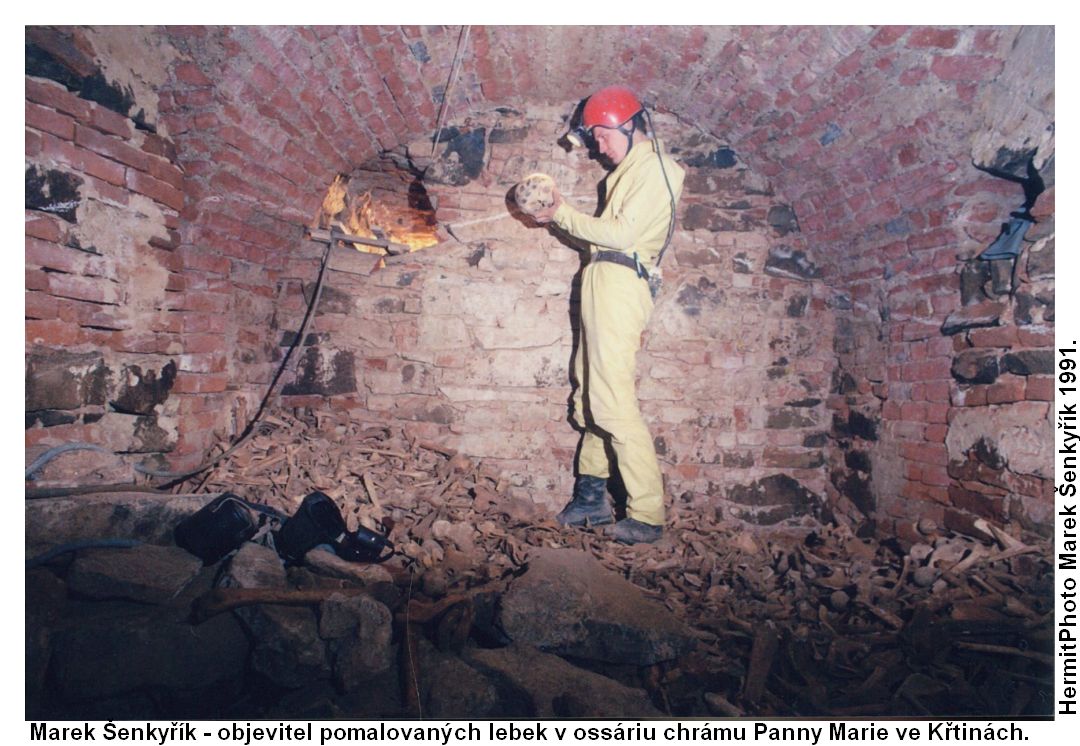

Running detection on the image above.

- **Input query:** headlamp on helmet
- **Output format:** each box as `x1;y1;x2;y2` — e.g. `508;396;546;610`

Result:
563;86;644;149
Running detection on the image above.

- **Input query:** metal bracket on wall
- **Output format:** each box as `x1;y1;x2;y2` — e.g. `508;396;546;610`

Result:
308;228;409;256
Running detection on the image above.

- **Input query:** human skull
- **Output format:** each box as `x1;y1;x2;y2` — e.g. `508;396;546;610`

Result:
514;172;556;217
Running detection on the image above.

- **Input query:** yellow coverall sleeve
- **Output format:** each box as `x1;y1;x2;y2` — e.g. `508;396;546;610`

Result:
551;164;670;252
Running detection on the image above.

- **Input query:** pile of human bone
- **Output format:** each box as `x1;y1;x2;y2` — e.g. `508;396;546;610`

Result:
27;408;1053;719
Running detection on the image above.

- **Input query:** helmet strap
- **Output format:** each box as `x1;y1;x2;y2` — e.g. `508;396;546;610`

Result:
618;119;637;152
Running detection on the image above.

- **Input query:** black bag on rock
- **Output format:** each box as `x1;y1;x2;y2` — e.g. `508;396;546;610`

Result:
174;493;258;564
275;490;394;564
274;490;346;563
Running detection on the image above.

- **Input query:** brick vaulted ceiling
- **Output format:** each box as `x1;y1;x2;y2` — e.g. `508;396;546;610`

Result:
158;25;1053;284
25;24;1056;531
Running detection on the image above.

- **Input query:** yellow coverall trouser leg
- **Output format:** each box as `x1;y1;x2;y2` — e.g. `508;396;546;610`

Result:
572;262;665;526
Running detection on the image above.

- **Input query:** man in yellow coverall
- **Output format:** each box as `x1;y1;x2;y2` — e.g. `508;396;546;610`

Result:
533;86;685;544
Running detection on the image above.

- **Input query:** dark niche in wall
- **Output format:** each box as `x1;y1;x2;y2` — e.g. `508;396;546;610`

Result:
25;28;152;131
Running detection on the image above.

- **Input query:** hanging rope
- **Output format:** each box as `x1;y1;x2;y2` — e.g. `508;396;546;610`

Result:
430;25;471;158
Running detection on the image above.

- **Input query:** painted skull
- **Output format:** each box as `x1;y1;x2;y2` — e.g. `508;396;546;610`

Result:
514;172;556;217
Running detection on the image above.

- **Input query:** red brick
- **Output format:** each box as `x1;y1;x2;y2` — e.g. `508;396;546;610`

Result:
930;55;1004;82
26;101;75;140
176;291;230;314
885;414;916;441
57;297;129;331
953;385;987;407
40;132;126;186
907;28;959;49
908;344;929;364
927;337;954;357
900;441;948;466
26;237;83;274
147;310;184;335
900;401;927;421
172;372;229;394
181;313;228;334
146;157;185;190
987;378;1025;404
1025;376;1054;401
173;62;214;86
925;424;949;442
920;464;951;487
901;482;949;505
871;26;909;48
955;83;978;104
89;105;133;137
164;273;187;292
907;228;956;252
48;274;121;305
1018;328;1054;347
26;422;99;448
25;213;64;242
149;228;181;252
926;402;950;424
26;319;80;346
901;359;952;381
898;322;938;344
27;128;43;157
186;410;227;431
675;464;701;480
25;289;59;318
1031;185;1054;220
126;170;185;211
81;173;131;206
170;374;199;395
175;391;218;415
74;124;149;170
954;175;1017;199
899;68;928;86
166;26;210;40
968;325;1018;348
174;89;217;110
280;395;326;409
141;133;178;161
178;352;228;374
924;485;950;503
183;333;226;354
25;267;49;292
178;248;231;275
897;143;918;167
25;78;92;120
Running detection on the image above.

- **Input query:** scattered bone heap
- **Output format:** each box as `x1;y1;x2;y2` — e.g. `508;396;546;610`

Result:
197;409;1054;716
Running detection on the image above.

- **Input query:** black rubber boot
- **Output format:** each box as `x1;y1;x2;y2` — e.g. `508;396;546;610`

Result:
608;517;663;545
555;475;613;527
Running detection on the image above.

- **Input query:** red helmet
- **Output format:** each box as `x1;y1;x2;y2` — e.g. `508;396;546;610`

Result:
582;86;643;132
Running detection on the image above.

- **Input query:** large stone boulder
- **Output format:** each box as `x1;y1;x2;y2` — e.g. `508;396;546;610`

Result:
67;545;203;604
25;492;220;558
417;639;503;718
464;644;662;718
319;593;394;692
48;603;249;706
220;543;330;688
498;547;696;665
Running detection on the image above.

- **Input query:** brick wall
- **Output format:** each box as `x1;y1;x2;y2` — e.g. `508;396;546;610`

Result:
26;28;194;483
274;107;836;518
26;25;1054;535
801;27;1056;537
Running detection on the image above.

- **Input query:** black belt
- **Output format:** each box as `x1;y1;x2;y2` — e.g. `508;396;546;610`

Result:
592;250;650;280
